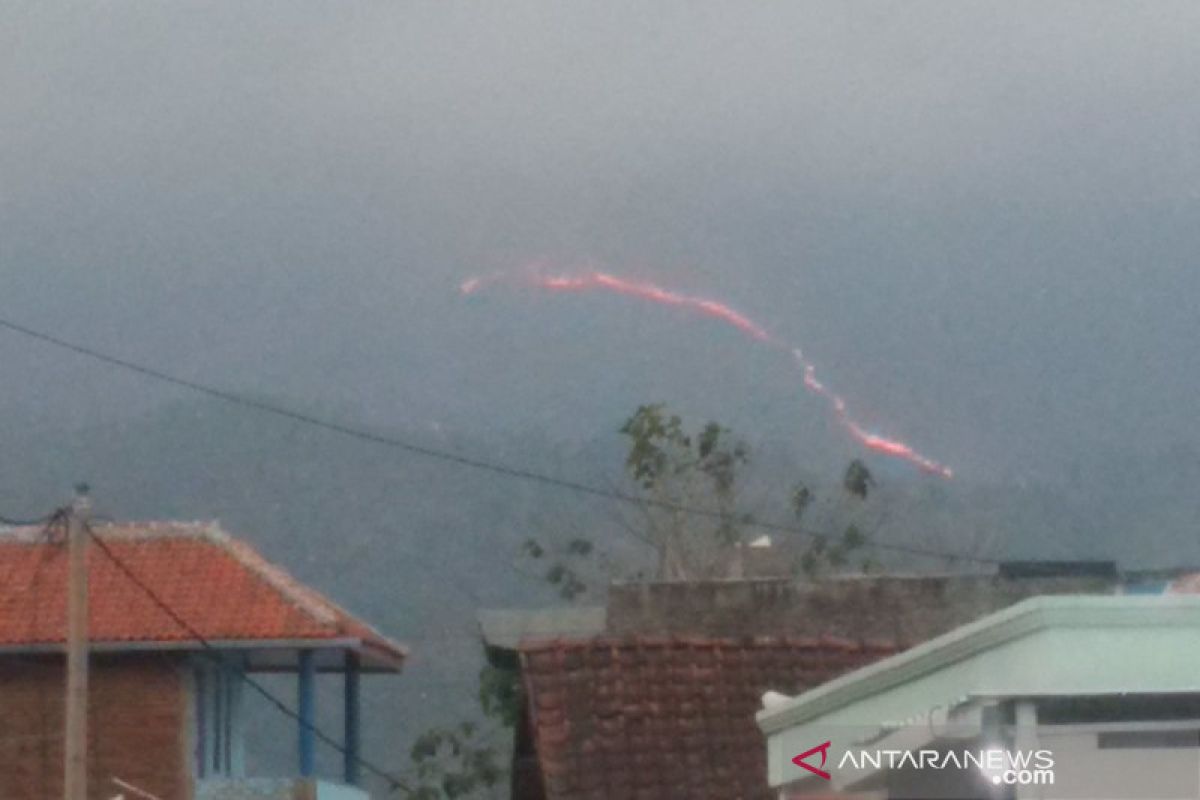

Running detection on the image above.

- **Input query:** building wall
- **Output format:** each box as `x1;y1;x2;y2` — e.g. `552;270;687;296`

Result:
1037;726;1200;800
0;653;191;800
607;574;1116;642
878;727;1200;800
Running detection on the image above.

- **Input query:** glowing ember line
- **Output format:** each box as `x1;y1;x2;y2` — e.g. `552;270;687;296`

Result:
463;269;953;479
791;350;952;478
534;271;774;342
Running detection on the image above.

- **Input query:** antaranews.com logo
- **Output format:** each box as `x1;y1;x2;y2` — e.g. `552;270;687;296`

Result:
794;742;1055;787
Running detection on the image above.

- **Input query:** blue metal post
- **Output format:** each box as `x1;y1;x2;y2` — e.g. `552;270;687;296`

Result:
298;649;316;777
344;651;361;785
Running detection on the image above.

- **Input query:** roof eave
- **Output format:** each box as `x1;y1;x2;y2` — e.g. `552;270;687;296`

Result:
0;635;408;672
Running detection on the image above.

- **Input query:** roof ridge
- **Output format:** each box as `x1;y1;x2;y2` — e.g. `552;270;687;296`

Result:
205;528;341;628
0;519;407;668
517;633;897;654
0;520;219;543
91;520;216;539
113;522;407;656
201;527;406;655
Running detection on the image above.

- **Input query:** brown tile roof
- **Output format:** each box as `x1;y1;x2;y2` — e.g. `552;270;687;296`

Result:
518;635;896;800
0;521;407;668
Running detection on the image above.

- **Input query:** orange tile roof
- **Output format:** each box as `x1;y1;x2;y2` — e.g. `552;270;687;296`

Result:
0;521;406;667
518;636;896;800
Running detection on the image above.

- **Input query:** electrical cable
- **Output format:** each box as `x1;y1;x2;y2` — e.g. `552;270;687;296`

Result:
0;314;996;564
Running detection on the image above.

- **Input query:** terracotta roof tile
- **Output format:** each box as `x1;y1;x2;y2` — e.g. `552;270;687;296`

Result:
0;521;407;666
518;636;895;800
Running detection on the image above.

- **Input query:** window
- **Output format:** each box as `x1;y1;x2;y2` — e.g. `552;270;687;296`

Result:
1098;730;1200;749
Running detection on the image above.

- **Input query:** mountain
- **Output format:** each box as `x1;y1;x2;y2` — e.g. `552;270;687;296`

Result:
2;396;1197;790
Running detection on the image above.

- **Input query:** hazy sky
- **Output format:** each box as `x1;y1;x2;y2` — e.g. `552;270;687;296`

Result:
2;1;1199;482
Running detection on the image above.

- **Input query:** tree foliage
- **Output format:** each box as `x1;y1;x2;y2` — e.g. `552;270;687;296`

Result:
521;403;878;590
405;660;520;799
409;721;505;800
618;403;751;579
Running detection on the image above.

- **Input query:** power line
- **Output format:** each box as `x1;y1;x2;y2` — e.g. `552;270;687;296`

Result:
0;510;62;527
86;525;416;796
0;313;995;564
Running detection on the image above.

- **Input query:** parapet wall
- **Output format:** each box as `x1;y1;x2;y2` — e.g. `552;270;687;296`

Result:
606;573;1117;643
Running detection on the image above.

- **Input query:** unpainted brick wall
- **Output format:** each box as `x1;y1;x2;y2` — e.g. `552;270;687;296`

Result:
0;653;191;800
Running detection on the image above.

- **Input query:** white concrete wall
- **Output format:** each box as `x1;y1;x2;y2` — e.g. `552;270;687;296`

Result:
1038;727;1200;800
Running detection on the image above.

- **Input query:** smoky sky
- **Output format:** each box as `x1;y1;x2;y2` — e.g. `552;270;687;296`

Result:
2;1;1199;482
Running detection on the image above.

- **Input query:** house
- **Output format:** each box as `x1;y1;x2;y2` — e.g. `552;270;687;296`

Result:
0;520;407;800
757;595;1200;799
515;635;894;799
482;565;1121;800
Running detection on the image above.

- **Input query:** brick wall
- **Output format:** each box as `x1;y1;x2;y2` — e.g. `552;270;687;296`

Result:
607;574;1118;642
0;653;191;800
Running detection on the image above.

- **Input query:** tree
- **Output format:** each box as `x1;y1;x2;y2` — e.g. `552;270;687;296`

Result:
404;658;519;799
409;721;505;800
521;403;874;591
618;403;749;580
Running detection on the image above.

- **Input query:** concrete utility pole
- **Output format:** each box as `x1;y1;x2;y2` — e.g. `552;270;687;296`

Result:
64;485;91;800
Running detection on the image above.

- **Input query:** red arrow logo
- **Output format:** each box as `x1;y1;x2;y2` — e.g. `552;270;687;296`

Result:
792;741;832;780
